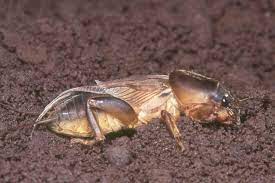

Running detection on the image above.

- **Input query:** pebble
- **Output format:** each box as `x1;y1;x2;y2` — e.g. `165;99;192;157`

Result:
16;43;48;64
105;146;132;167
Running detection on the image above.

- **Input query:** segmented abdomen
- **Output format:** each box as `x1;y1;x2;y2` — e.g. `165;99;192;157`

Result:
58;94;87;123
48;92;130;137
47;93;94;138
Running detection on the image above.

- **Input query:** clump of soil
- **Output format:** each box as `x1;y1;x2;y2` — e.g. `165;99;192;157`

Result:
0;0;274;182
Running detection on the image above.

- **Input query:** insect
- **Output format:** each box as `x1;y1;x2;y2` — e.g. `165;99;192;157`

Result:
32;70;240;151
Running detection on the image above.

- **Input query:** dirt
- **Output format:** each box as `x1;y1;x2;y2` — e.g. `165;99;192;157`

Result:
0;0;274;182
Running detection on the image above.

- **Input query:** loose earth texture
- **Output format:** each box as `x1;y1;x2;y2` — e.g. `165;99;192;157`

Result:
0;0;274;182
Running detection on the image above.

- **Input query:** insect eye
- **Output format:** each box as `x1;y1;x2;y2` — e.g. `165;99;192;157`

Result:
221;96;229;107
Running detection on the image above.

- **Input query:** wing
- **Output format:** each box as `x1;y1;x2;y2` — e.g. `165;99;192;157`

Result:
36;86;107;122
96;75;170;109
36;75;170;122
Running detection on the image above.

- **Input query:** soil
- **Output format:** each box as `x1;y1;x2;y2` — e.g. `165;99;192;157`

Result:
0;0;274;182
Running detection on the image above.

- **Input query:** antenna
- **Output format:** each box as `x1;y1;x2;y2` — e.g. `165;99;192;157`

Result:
238;97;253;102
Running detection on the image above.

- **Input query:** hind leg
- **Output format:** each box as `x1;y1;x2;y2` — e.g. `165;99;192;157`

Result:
85;96;138;143
86;101;106;141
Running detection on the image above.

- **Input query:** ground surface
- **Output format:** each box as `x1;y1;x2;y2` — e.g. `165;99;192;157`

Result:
0;0;274;182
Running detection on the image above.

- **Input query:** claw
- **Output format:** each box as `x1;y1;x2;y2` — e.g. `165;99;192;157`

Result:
175;136;185;152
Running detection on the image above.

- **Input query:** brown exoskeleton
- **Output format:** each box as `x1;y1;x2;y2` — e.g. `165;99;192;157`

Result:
32;70;240;151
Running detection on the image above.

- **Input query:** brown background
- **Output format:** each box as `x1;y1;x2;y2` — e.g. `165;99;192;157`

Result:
0;0;274;182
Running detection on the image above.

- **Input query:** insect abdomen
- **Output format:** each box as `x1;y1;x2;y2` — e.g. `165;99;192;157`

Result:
47;94;94;138
47;93;126;137
58;94;86;122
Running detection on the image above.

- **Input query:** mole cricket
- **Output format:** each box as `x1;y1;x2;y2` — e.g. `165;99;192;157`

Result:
32;70;241;151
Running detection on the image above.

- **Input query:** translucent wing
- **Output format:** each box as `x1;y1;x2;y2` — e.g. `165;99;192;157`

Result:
96;75;170;109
